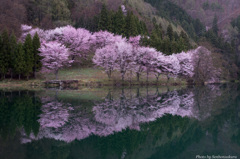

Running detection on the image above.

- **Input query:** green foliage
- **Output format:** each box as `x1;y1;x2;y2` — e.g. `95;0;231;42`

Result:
144;0;206;40
124;12;138;38
231;15;240;30
26;0;71;28
167;24;173;41
14;43;26;79
9;33;18;78
0;31;42;80
98;4;112;31
112;7;125;35
32;33;42;76
51;0;71;22
142;23;191;54
23;34;34;79
0;91;42;139
202;1;210;10
97;5;148;38
0;30;10;78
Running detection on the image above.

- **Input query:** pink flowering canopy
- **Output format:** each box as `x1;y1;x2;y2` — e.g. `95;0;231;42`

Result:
21;24;218;82
39;41;73;79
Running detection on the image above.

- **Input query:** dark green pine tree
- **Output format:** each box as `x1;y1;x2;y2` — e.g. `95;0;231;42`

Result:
0;30;10;79
140;21;148;35
180;31;191;49
212;15;219;35
32;33;42;78
167;24;174;41
177;37;187;52
112;6;125;35
14;43;25;80
23;34;34;80
136;17;143;35
124;12;138;38
98;4;111;31
149;27;162;51
0;34;2;78
194;18;205;36
174;32;179;41
162;37;171;55
9;33;18;79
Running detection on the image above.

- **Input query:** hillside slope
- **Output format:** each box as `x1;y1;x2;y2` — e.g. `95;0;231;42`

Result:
170;0;240;30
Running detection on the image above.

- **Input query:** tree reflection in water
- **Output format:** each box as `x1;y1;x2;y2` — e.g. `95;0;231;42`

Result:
0;84;240;159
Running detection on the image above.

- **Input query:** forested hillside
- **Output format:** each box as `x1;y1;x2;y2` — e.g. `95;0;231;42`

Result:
0;0;240;81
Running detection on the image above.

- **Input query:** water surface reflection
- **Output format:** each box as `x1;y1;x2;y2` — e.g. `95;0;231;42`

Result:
0;84;240;159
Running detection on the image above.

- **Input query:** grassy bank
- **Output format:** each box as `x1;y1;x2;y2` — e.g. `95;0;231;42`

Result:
0;67;187;89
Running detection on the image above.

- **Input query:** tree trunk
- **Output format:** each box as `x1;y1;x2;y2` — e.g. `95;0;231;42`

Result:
137;73;140;82
166;75;170;83
107;71;111;81
146;70;149;83
55;70;59;80
122;75;124;81
130;70;132;84
156;75;159;83
19;74;21;80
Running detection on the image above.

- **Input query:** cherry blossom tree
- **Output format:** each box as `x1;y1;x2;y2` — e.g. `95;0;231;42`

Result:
39;41;73;79
174;50;194;78
93;45;118;80
152;53;180;82
92;31;125;49
60;26;94;60
93;41;133;81
114;41;133;81
131;46;147;81
138;47;157;82
21;25;95;62
128;35;141;47
191;47;220;84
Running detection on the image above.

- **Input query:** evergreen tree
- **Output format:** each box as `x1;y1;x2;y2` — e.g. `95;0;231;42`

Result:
0;34;2;78
124;12;138;38
194;18;205;36
14;43;25;80
113;6;125;35
174;32;179;41
167;24;174;41
98;4;111;31
212;15;219;35
0;30;10;79
23;34;34;80
140;21;148;35
32;33;42;78
171;40;178;53
180;31;191;49
149;25;162;51
177;37;187;52
162;37;171;55
9;33;18;79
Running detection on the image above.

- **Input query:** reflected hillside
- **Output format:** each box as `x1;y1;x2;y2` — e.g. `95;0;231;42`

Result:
0;85;240;159
19;84;239;143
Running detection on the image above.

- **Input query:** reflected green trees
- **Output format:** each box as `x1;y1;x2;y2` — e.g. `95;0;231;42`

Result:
0;84;240;159
0;91;42;139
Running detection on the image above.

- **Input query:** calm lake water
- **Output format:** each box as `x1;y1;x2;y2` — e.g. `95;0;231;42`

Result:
0;84;240;159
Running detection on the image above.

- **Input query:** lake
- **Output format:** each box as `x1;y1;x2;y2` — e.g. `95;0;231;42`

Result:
0;84;240;159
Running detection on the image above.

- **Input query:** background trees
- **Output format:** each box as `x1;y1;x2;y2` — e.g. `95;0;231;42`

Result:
0;30;41;80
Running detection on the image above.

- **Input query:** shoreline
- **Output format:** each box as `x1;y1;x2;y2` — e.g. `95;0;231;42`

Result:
0;79;238;90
